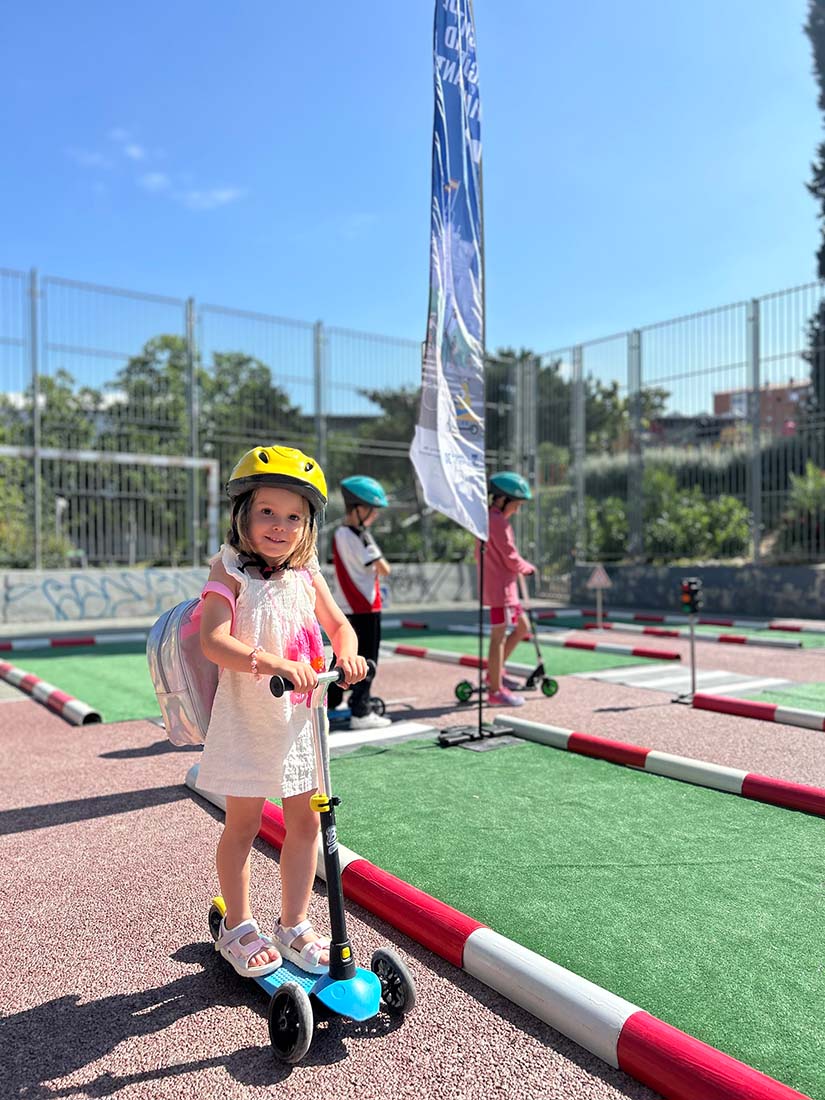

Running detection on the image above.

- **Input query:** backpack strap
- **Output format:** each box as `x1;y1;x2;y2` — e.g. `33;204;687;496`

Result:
201;581;236;630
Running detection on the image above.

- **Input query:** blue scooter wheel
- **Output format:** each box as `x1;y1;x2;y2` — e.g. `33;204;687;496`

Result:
371;947;416;1016
268;983;314;1063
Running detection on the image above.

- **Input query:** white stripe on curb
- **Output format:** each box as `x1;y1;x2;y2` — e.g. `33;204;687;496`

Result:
490;717;572;750
643;750;747;793
462;928;638;1069
774;706;825;731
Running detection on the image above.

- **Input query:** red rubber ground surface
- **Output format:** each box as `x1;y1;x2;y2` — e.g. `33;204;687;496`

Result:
0;695;658;1100
5;625;824;1100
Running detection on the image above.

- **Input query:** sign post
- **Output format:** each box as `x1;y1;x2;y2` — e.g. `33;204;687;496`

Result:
585;563;612;629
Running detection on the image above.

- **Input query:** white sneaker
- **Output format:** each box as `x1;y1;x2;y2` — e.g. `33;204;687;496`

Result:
349;712;392;730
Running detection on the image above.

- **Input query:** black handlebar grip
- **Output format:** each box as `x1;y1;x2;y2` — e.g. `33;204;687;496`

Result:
268;675;293;698
269;658;377;698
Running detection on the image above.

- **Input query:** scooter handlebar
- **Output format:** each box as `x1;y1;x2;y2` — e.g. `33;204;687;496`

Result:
269;658;376;699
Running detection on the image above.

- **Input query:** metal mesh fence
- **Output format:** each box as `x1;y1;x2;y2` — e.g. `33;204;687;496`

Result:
39;275;188;454
758;282;825;561
0;269;30;448
197;302;317;478
1;264;824;570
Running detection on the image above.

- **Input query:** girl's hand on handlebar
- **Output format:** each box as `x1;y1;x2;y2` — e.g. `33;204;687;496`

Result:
276;659;318;693
337;654;368;688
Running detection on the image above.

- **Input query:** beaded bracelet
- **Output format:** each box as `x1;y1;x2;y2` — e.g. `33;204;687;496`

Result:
250;645;263;682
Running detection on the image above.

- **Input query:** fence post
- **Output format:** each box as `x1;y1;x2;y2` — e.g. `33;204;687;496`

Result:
747;298;762;563
527;355;540;573
627;328;644;560
185;297;199;566
313;321;328;562
512;354;525;551
571;345;586;562
29;268;42;570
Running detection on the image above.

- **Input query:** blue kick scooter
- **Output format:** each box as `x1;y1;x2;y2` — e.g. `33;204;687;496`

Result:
208;662;415;1063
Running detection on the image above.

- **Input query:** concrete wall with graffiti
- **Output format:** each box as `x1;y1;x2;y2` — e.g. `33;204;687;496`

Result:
1;563;478;624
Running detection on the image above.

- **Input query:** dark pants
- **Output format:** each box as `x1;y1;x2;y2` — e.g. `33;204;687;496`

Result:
327;612;381;717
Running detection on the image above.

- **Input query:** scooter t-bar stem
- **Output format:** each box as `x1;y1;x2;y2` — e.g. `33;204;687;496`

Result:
268;658;376;983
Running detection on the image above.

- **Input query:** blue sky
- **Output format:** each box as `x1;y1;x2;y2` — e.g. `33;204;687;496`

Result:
1;0;820;354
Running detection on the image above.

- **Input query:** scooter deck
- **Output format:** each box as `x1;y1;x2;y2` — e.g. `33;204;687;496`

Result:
253;960;383;1021
252;959;322;997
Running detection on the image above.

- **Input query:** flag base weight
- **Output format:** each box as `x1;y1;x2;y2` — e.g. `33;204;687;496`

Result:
437;722;513;748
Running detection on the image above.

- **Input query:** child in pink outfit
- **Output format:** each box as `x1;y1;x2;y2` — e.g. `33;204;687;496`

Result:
476;472;535;706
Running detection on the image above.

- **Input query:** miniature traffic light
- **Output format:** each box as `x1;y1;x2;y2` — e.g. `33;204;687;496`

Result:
680;577;704;615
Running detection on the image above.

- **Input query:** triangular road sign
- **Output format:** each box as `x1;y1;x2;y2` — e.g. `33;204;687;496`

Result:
586;563;612;589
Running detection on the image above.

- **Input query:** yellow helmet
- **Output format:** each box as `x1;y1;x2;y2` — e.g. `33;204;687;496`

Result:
227;445;327;512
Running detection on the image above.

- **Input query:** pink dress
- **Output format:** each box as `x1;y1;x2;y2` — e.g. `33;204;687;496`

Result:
196;546;326;799
476;507;533;607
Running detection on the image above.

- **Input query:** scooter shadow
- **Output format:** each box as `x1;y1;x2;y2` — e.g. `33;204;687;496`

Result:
5;941;402;1096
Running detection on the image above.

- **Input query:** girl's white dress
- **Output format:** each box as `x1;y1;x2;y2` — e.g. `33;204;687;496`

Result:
197;546;325;799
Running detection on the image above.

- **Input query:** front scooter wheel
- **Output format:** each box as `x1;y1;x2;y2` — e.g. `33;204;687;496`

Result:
371;948;417;1016
208;903;224;942
541;677;559;698
268;983;314;1063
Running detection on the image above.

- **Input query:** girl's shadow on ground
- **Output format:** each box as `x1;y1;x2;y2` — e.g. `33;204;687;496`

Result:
6;942;400;1097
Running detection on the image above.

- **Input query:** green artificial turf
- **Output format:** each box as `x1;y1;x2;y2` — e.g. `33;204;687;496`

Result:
742;682;825;711
382;628;648;675
8;642;158;722
328;738;825;1097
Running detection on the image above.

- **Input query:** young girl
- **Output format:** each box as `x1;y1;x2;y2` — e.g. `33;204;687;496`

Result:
197;445;367;978
477;471;535;707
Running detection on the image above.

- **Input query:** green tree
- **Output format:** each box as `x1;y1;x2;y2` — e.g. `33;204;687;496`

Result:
199;350;310;475
100;334;190;455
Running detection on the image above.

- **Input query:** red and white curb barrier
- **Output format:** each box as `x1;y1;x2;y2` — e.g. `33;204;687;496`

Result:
0;631;147;652
445;624;681;662
535;631;681;660
769;621;825;635
380;641;535;677
584;609;772;630
185;759;809;1099
0;659;101;724
537;608;586;621
544;607;825;636
581;622;801;649
693;693;825;733
499;715;825;817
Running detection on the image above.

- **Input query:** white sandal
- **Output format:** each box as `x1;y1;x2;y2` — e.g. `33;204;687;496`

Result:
274;919;330;975
215;917;282;978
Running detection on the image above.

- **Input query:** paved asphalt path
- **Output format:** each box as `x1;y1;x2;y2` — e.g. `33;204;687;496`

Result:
1;692;658;1100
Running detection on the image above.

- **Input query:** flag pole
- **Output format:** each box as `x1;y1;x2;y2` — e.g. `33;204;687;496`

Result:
476;9;486;738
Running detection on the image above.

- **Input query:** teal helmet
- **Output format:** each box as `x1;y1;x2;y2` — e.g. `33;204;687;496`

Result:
341;475;389;509
489;471;532;501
